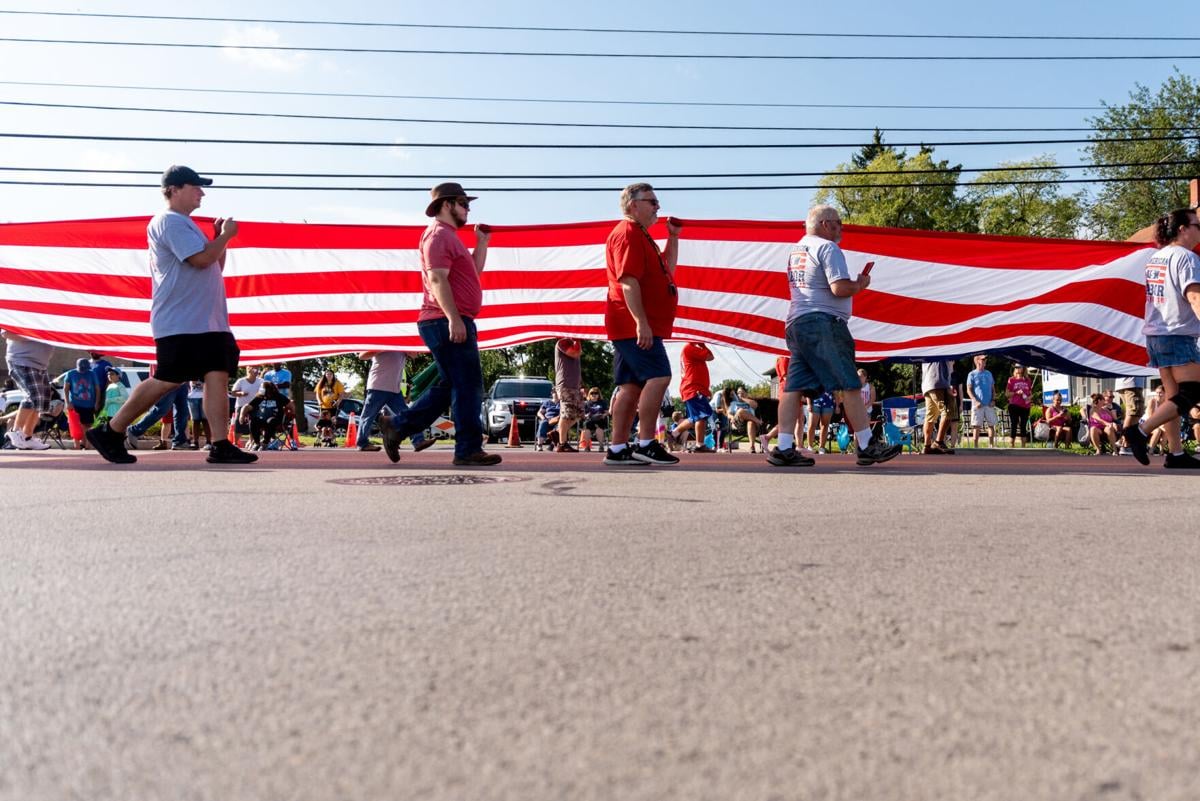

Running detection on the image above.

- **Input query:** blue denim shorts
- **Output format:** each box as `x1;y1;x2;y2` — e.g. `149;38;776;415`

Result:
1146;334;1200;369
684;394;714;422
784;313;862;393
612;337;672;386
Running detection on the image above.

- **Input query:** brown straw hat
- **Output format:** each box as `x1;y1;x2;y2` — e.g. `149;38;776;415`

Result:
425;182;478;217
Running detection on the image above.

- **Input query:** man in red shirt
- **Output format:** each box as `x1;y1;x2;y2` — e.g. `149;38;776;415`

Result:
378;182;500;467
602;182;683;466
672;341;717;453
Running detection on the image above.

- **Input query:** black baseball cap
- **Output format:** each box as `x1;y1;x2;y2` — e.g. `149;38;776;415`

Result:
161;165;213;188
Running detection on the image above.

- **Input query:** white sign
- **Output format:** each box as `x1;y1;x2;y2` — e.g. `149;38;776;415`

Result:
1041;370;1071;405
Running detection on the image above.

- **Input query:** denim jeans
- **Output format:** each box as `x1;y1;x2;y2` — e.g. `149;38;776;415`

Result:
358;388;424;449
130;383;190;445
388;317;484;459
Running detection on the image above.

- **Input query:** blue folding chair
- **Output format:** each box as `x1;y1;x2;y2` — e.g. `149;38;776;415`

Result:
880;396;919;453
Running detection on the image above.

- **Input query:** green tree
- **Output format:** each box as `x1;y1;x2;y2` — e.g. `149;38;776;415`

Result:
815;140;977;233
1086;71;1200;240
968;156;1085;239
850;128;897;170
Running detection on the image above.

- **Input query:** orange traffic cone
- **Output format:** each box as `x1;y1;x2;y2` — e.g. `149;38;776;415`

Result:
505;413;523;448
227;417;241;447
579;426;592;452
290;419;303;449
344;413;358;448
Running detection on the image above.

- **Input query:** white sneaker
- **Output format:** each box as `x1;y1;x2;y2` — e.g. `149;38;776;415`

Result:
818;447;827;454
6;430;29;449
25;435;51;451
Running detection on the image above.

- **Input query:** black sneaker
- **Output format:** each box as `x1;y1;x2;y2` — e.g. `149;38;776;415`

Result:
935;440;956;455
1164;452;1200;469
412;437;436;453
856;439;902;466
632;440;680;465
377;414;402;463
602;446;638;466
766;446;816;467
206;440;258;464
1123;424;1150;466
87;423;136;464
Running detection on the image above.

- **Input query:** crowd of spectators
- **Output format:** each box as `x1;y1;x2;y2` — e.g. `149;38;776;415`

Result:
5;336;1198;460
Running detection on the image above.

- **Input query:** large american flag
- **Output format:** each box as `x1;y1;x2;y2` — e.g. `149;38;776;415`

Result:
0;215;1158;376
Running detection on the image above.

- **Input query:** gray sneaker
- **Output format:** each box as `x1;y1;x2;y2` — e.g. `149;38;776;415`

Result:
125;430;140;450
856;439;902;466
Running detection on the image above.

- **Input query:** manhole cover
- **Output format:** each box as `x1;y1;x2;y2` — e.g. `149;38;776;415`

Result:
328;475;531;487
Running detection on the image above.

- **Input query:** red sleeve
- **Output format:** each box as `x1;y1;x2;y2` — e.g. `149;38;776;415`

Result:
423;229;453;271
608;226;644;282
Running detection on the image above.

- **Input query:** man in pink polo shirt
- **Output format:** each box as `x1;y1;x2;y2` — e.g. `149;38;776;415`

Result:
378;182;501;466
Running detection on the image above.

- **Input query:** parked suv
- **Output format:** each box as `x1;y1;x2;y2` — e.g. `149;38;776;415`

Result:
482;376;554;443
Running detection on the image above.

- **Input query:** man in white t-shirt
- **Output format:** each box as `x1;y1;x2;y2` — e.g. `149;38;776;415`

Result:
232;365;264;415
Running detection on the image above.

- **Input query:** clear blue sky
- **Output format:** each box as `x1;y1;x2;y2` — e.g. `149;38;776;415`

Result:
1;1;1194;384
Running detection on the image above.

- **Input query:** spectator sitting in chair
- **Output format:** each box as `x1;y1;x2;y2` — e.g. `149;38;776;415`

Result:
535;391;562;451
1087;392;1120;455
725;386;764;451
582;386;609;448
240;382;286;451
1043;391;1072;449
315;409;337;447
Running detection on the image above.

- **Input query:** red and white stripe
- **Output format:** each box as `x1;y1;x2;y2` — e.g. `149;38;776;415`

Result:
0;216;1158;375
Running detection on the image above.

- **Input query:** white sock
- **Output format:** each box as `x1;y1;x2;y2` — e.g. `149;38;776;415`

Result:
855;429;872;450
638;438;653;448
1171;450;1184;456
779;434;795;450
610;443;627;453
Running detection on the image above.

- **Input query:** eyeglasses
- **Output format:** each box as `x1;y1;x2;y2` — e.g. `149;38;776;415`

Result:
455;199;471;210
635;197;660;208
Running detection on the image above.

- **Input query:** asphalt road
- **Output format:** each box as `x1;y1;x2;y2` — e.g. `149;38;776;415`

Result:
2;445;1198;801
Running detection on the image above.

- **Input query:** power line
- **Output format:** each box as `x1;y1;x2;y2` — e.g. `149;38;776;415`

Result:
0;176;1194;191
2;10;1199;42
5;36;1200;61
0;160;1194;180
0;80;1145;113
2;131;1197;149
0;99;1188;134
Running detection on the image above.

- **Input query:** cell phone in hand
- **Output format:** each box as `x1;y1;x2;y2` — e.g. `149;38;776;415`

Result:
861;260;875;276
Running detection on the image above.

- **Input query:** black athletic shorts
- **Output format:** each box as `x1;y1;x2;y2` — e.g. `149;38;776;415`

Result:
153;331;240;384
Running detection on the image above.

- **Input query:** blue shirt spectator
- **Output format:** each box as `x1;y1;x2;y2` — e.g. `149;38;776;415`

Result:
967;367;995;405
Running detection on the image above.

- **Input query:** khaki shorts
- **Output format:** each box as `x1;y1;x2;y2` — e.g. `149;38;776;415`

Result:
1120;388;1144;419
924;388;951;422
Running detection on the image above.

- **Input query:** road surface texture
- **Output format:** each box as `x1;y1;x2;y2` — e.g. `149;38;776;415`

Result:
2;445;1197;801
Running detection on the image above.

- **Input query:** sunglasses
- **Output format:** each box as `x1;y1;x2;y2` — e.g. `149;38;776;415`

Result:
455;199;471;210
635;197;660;208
